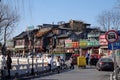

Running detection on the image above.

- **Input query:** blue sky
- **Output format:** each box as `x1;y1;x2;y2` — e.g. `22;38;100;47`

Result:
3;0;117;37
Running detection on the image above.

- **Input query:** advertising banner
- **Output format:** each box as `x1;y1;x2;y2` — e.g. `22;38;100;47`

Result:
65;39;72;48
72;42;79;48
87;41;99;47
99;34;108;45
79;40;88;48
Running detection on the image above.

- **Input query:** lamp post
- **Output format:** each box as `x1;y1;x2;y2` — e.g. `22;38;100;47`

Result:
105;30;118;80
31;33;34;75
26;26;35;75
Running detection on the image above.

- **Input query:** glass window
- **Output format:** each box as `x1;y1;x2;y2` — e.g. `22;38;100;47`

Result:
101;58;113;62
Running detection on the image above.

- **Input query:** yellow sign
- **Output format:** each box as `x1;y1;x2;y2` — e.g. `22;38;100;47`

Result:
80;40;88;47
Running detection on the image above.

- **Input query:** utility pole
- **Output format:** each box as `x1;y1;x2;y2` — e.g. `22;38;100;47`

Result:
105;30;118;80
31;33;34;75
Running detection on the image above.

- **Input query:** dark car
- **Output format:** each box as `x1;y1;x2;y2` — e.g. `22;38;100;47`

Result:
96;57;114;71
90;54;101;66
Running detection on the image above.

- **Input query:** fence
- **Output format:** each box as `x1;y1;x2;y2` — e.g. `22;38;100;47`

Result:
4;57;56;77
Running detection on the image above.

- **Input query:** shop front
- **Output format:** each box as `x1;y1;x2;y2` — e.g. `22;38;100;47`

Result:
99;34;109;56
79;40;88;56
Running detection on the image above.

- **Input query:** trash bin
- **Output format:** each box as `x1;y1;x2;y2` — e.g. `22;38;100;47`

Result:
77;56;86;68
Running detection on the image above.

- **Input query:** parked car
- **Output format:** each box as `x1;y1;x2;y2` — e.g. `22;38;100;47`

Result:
96;57;114;71
90;54;100;66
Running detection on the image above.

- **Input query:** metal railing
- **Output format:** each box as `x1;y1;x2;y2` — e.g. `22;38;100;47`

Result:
2;57;56;77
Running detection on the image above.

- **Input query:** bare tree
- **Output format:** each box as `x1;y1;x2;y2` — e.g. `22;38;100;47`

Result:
0;2;19;55
97;10;120;31
111;10;120;30
115;0;120;8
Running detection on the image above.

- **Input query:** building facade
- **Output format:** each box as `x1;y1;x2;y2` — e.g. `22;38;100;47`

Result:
13;20;106;59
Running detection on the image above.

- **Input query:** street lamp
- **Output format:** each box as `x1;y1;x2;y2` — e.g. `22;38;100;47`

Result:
27;29;34;75
30;31;34;75
26;26;35;75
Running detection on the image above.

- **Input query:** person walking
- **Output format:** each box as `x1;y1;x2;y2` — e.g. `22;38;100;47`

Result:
0;55;6;79
86;52;90;65
69;57;74;69
47;55;52;72
56;56;60;73
6;52;12;78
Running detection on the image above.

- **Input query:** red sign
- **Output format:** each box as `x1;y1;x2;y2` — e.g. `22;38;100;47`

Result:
105;30;118;43
99;34;108;45
72;42;79;48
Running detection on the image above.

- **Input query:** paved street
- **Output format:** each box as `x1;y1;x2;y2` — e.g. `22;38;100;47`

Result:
30;66;112;80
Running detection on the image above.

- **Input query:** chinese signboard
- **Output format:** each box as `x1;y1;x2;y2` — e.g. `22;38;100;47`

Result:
99;34;108;45
72;42;79;48
108;41;120;50
87;41;99;47
79;40;88;48
65;39;72;48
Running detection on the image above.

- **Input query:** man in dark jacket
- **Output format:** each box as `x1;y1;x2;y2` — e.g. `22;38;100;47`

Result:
6;52;12;78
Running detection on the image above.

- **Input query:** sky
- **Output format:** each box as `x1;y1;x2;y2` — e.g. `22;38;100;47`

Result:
3;0;117;37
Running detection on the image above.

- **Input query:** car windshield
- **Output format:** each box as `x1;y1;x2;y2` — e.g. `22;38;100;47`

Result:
100;58;113;62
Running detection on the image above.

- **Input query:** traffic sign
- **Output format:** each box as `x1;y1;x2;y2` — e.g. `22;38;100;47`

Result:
108;42;120;50
108;30;120;50
105;30;118;43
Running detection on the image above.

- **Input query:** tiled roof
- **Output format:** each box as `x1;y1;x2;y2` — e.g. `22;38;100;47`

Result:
14;31;27;39
57;33;70;38
47;33;54;37
58;27;72;30
14;29;38;39
35;28;52;37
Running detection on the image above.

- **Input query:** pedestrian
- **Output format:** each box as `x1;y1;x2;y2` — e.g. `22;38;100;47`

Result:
69;57;74;69
0;54;6;79
86;53;90;65
6;52;12;78
56;56;60;73
47;55;52;72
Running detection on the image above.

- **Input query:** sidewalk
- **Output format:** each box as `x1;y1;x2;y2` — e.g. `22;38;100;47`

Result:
16;65;96;80
6;67;70;80
5;66;109;80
